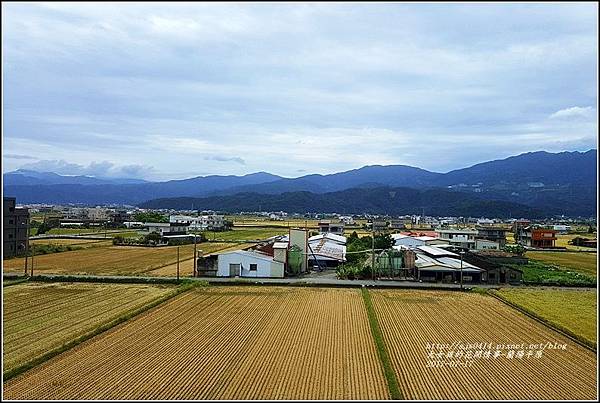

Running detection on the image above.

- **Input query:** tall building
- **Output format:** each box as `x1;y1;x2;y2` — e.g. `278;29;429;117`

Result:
3;197;30;258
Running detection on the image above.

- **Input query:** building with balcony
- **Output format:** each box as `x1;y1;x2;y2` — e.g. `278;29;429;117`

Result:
435;228;478;250
3;197;30;258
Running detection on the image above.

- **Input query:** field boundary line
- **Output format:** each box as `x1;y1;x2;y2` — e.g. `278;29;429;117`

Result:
361;287;403;400
487;290;596;352
2;280;207;382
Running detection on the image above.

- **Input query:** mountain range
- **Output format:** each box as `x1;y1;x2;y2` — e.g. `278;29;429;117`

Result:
3;149;597;217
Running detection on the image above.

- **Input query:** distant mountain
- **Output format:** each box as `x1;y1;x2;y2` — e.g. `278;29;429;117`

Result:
3;171;283;205
2;169;149;186
215;165;441;195
3;149;596;216
433;150;597;187
139;186;546;218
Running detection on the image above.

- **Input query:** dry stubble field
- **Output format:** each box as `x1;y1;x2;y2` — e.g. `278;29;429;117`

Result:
3;286;389;400
2;282;173;376
2;242;240;276
371;289;597;400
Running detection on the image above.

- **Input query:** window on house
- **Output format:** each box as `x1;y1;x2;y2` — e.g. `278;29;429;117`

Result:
249;264;257;271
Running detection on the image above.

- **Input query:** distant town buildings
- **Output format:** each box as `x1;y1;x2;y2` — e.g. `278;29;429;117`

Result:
169;214;226;231
318;220;344;235
435;228;478;250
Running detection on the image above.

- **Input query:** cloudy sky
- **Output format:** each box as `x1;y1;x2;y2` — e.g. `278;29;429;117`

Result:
2;2;598;180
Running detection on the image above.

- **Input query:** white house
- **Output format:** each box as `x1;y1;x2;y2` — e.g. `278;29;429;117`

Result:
475;239;501;251
217;250;284;278
169;214;225;231
124;221;144;228
145;222;188;235
339;216;355;225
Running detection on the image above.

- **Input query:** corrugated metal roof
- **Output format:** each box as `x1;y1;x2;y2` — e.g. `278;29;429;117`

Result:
417;245;459;257
308;233;347;244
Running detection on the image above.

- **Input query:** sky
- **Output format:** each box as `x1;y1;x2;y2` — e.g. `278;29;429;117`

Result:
2;2;598;181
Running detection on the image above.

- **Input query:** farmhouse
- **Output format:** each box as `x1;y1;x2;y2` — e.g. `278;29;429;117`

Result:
216;250;285;278
412;245;486;283
145;222;189;236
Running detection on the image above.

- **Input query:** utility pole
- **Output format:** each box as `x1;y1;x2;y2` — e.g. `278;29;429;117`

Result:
193;233;197;277
24;217;30;276
176;246;180;281
459;251;464;290
31;244;35;278
371;224;375;281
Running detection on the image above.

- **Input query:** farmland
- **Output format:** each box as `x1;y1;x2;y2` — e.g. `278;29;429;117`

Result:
3;287;389;400
494;287;597;347
146;243;256;277
202;227;288;242
370;289;597;400
30;238;112;247
2;242;239;276
2;282;173;376
527;251;597;277
555;233;597;251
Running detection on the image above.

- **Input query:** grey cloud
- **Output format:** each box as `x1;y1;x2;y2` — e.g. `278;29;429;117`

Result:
4;154;37;160
203;156;246;165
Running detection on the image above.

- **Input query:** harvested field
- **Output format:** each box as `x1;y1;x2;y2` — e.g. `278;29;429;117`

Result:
146;243;256;277
2;282;173;376
495;287;597;347
370;289;597;400
30;239;112;247
2;242;238;276
3;287;389;400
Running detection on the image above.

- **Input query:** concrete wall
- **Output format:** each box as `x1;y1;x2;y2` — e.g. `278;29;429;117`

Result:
217;252;284;278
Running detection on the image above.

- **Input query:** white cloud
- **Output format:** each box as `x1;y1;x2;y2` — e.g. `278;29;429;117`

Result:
549;106;596;120
18;159;154;178
2;3;597;178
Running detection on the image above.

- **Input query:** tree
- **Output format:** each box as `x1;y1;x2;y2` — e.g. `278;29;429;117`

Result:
503;244;525;256
133;211;168;223
145;231;162;244
374;233;394;250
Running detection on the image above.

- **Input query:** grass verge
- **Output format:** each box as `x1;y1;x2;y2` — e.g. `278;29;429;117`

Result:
488;289;596;351
2;280;207;382
2;278;30;287
361;287;402;400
